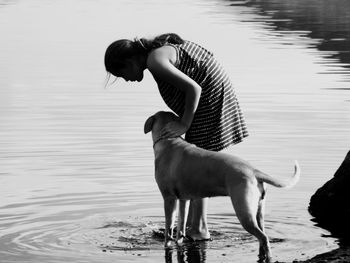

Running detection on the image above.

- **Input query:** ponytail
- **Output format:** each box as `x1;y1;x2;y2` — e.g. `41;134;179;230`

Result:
153;33;185;46
134;33;184;52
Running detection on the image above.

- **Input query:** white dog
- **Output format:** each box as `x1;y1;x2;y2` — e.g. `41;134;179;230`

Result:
144;111;300;262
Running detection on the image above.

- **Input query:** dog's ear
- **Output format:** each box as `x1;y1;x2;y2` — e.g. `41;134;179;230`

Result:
144;115;155;134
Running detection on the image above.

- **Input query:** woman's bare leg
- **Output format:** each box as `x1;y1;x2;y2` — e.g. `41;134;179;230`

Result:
186;197;210;240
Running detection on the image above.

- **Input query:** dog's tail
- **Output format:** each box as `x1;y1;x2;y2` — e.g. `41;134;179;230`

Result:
255;160;300;189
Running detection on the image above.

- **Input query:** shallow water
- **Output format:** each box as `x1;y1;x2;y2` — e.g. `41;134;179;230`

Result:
0;0;349;262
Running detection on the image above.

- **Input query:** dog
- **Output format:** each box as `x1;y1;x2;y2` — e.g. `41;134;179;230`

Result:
144;111;300;262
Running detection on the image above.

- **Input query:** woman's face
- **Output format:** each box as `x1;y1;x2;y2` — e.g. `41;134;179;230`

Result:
111;57;144;82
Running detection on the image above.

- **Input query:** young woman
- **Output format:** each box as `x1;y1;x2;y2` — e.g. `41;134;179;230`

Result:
104;33;248;241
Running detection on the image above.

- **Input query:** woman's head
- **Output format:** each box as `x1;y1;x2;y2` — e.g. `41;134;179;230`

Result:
104;39;147;82
104;33;184;82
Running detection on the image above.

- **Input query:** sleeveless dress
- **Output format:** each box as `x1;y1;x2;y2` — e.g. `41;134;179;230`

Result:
153;41;248;151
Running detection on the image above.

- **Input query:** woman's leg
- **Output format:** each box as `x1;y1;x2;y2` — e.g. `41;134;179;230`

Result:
186;197;210;240
186;145;236;241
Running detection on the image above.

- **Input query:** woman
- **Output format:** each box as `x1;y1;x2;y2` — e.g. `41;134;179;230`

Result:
104;33;248;241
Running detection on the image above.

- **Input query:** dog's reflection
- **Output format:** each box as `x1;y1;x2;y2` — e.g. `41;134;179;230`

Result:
165;242;207;263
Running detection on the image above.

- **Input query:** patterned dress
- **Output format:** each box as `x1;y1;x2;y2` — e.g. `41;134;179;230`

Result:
153;40;248;151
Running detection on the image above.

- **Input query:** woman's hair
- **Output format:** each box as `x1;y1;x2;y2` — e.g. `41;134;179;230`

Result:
104;33;184;73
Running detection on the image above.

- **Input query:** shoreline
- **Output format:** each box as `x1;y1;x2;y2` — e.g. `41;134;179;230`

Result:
283;246;350;263
302;247;350;263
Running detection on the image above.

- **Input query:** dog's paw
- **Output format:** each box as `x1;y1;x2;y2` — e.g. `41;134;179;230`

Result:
164;239;175;248
176;237;185;246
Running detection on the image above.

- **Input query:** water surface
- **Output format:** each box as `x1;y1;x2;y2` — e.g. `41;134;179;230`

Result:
0;0;349;262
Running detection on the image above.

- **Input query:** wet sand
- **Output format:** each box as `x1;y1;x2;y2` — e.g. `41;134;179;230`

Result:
276;246;350;263
301;247;350;263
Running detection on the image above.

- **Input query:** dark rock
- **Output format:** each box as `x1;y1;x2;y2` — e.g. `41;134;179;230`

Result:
309;151;350;240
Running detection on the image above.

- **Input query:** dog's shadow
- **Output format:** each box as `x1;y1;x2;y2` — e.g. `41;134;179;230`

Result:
165;242;208;263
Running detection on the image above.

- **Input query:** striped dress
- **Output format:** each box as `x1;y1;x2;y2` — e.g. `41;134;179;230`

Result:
154;41;248;151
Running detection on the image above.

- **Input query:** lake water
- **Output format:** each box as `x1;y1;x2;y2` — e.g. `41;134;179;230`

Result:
0;0;349;262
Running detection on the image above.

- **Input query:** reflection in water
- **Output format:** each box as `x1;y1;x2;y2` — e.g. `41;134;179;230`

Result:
1;0;349;262
227;0;350;81
165;243;208;263
0;0;18;7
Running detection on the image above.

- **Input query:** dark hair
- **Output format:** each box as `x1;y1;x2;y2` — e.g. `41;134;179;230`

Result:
104;33;184;73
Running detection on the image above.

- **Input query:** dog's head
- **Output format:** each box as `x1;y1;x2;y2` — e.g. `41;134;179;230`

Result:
144;111;179;141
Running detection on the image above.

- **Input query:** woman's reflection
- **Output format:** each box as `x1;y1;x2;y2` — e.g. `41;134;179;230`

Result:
165;242;208;263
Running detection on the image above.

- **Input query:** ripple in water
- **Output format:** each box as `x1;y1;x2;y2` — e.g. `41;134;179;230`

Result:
0;212;337;263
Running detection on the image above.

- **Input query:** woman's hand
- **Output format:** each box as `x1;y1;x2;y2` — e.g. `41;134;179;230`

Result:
160;121;188;139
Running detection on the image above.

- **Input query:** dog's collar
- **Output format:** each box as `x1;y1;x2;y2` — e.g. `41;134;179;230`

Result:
153;137;164;148
153;136;182;148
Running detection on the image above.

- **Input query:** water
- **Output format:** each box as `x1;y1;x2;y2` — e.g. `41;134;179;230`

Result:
0;0;349;262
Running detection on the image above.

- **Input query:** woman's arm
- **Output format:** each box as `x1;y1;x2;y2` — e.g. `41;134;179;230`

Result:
147;46;202;137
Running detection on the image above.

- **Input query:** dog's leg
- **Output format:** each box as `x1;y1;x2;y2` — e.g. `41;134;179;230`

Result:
177;199;190;245
164;197;177;247
229;182;271;262
257;197;266;259
257;183;267;259
256;184;266;232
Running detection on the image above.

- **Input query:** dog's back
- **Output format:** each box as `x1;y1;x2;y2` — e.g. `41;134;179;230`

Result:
154;137;257;199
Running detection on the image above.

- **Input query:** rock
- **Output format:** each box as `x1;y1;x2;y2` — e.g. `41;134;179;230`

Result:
309;151;350;240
